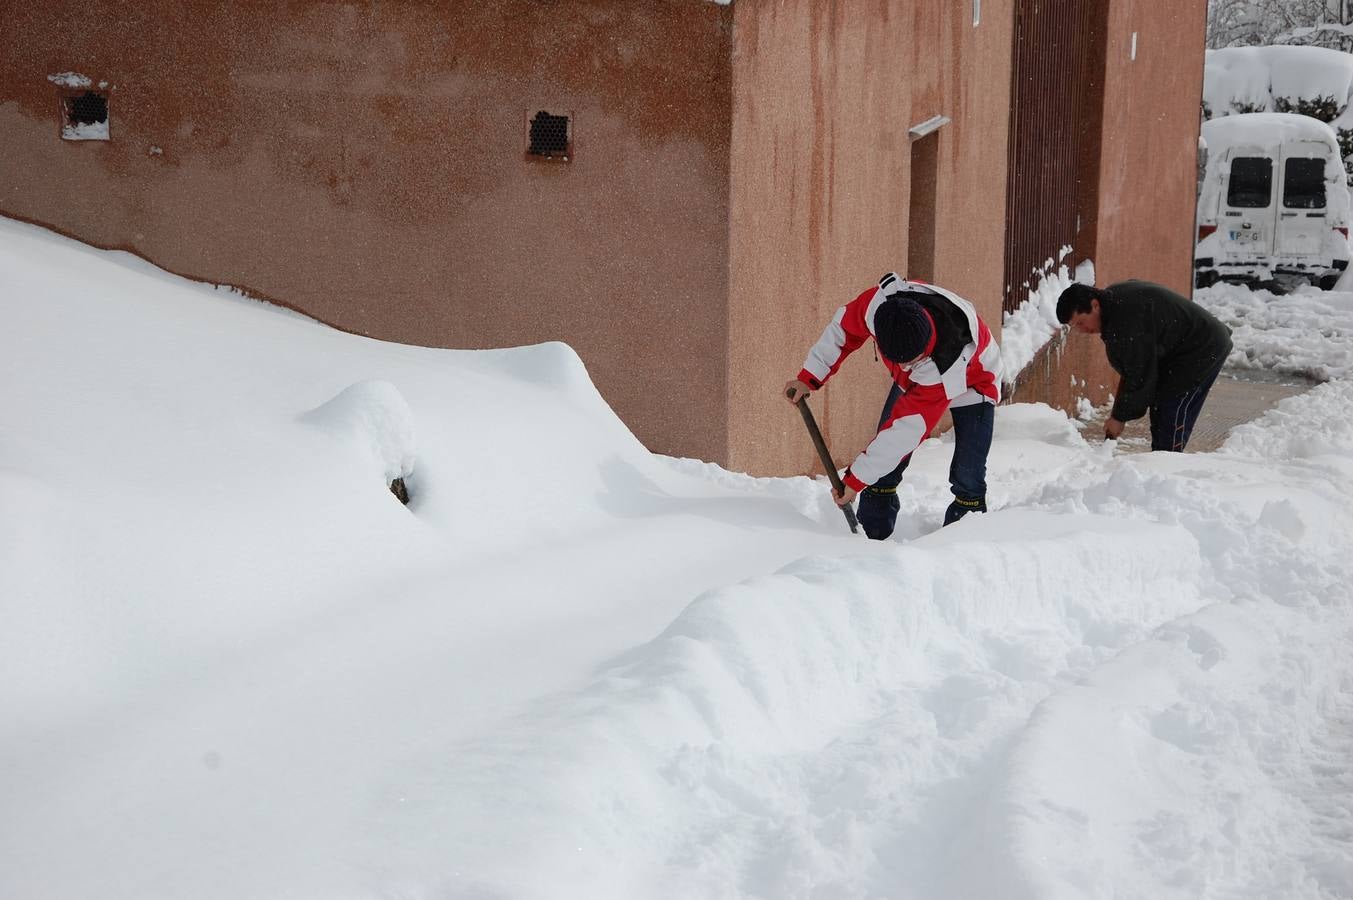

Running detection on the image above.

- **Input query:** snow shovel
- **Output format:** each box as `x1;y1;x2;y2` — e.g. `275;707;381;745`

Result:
788;389;860;534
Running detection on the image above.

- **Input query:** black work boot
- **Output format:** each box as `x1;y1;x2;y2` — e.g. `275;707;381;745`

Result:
857;484;901;540
943;495;986;526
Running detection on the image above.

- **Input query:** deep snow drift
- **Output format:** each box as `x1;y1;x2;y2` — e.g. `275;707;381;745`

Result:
3;217;1353;900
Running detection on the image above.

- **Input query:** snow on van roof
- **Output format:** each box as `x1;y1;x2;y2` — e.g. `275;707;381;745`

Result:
1201;112;1341;151
1197;113;1351;226
1205;45;1353;117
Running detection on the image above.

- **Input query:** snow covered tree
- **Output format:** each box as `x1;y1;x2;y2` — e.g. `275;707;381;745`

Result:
1208;0;1353;50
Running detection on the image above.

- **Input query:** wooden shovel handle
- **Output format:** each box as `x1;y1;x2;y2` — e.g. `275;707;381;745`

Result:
789;389;860;534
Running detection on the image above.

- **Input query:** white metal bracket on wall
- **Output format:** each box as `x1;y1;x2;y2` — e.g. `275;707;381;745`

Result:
908;115;951;140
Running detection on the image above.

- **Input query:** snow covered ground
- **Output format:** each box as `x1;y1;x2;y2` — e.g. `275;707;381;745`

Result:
3;216;1353;899
1196;281;1353;382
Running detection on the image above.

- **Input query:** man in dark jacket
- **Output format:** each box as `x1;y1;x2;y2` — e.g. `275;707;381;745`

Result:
1056;281;1233;451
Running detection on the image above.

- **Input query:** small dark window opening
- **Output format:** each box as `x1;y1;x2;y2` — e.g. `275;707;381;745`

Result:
60;89;110;141
66;91;107;126
527;111;571;160
907;133;939;283
1227;157;1273;208
1283;157;1326;209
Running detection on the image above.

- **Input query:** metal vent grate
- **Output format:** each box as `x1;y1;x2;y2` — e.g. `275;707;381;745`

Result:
60;89;110;141
66;91;107;125
527;111;571;160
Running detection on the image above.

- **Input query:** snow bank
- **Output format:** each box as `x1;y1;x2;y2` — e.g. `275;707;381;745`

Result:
301;380;416;482
987;596;1353;899
1224;377;1353;459
374;512;1207;899
1195;282;1353;381
375;380;1353;898
4;218;1353;900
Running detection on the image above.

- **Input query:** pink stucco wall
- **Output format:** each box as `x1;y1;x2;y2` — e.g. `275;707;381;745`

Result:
726;0;1014;477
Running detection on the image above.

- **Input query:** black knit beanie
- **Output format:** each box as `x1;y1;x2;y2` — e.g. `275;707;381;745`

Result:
873;295;934;363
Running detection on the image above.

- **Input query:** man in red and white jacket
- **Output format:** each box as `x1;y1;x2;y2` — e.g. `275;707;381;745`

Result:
784;272;1002;539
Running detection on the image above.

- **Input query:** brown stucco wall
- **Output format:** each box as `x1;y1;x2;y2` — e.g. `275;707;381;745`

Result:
0;1;733;462
1;0;1208;473
1095;1;1207;294
726;0;1013;477
1007;331;1119;414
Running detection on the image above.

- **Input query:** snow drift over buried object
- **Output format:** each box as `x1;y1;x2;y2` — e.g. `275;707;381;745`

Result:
301;380;416;482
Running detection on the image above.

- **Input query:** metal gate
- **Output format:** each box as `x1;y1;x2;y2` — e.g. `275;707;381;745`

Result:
1003;0;1109;312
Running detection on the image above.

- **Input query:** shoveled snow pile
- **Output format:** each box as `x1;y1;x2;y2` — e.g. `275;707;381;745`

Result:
3;217;1352;899
1000;253;1096;387
1195;281;1353;381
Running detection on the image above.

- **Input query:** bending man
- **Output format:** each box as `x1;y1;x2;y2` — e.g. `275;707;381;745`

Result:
1056;281;1232;451
785;273;1002;540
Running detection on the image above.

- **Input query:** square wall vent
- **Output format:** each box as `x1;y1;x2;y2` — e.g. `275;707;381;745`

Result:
526;110;571;162
61;89;110;141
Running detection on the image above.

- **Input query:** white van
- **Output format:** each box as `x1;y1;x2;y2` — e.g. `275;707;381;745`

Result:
1195;112;1351;290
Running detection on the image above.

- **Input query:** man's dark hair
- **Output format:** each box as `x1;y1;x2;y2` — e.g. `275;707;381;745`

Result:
1055;283;1106;324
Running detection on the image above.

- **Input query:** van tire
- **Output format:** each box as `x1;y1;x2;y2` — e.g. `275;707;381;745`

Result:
1194;271;1219;289
1318;274;1340;290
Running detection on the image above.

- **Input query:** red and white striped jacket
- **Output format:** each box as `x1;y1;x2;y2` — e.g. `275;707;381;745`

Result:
796;275;1002;493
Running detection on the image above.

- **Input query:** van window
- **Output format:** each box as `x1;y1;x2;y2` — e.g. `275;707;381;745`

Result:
1227;157;1272;208
1283;157;1326;209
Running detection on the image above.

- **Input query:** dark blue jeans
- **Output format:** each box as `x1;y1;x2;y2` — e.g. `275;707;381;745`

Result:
856;383;995;540
1149;360;1224;451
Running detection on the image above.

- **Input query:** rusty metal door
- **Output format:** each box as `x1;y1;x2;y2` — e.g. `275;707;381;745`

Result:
1003;0;1109;312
